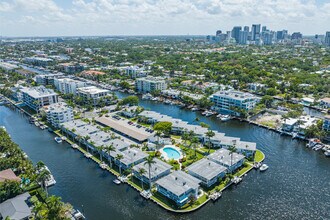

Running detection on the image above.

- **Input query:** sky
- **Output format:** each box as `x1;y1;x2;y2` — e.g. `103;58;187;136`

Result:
0;0;329;37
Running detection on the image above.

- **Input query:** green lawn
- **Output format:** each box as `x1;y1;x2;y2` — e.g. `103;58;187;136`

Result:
180;145;204;168
254;150;265;162
235;163;253;177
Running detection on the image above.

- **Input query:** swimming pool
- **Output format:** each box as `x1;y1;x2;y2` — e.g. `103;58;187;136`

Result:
161;145;182;160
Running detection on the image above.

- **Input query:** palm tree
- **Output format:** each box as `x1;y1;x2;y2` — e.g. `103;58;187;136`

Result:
155;131;162;144
205;130;215;153
144;156;156;191
37;169;51;198
36;161;45;171
228;145;237;174
138;168;146;190
105;144;115;168
182;130;189;147
191;136;199;157
115;154;124;176
32;201;48;219
96;145;105;162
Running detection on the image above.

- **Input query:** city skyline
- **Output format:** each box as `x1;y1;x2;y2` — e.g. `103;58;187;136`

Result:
0;0;330;37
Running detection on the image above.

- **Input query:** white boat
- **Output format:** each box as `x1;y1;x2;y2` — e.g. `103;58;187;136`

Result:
113;179;121;185
54;137;62;143
210;192;222;201
231;176;242;184
205;111;214;117
220;115;232;121
191;107;199;111
72;209;86;220
324;150;330;157
142;93;153;100
99;163;108;169
34;122;40;127
40;166;56;187
84;153;92;158
61;136;67;141
260;164;269;171
312;145;323;151
71;144;79;149
253;162;262;169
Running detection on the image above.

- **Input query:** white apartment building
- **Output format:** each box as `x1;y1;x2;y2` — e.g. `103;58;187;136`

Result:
21;86;58;112
54;78;87;95
36;73;64;85
46;102;73;128
135;77;167;93
209;90;260;113
125;66;147;78
76;86;110;104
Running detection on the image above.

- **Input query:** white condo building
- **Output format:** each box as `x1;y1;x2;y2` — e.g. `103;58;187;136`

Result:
209;90;260;113
135;76;167;93
54;78;87;95
46;102;73;128
125;66;147;78
76;86;110;104
21;86;58;112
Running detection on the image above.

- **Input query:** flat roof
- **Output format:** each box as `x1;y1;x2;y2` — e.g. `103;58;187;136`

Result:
113;148;148;167
187;158;227;181
96;116;153;142
133;158;172;180
77;86;109;94
208;148;245;167
21;86;57;98
155;171;201;197
210;90;258;101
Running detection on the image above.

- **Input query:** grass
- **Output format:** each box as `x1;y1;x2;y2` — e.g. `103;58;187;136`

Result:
180;194;208;211
234;163;253;177
180;145;204;168
260;121;277;128
254;150;265;162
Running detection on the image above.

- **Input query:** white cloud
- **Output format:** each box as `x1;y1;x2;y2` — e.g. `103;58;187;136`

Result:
0;0;329;36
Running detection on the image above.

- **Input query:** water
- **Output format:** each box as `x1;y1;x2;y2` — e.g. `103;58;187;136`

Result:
1;101;330;220
163;146;181;160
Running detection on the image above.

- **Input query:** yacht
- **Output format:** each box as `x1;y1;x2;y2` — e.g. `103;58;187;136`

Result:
231;176;242;184
324;150;330;157
205;111;214;117
54;137;62;143
219;115;232;121
191;107;199;111
61;136;67;141
71;144;79;149
260;164;269;171
113;179;121;185
99;162;108;169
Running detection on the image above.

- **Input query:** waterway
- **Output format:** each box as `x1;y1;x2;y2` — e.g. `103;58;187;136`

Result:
1;97;330;219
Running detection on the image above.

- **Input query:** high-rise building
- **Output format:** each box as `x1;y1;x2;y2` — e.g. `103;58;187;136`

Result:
251;24;261;41
136;77;167;93
231;26;242;43
262;26;267;32
21;86;58;113
238;30;248;45
325;32;330;46
291;32;302;40
263;31;273;45
244;26;249;32
216;30;222;36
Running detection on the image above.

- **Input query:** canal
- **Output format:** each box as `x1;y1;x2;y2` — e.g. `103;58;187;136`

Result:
1;99;330;219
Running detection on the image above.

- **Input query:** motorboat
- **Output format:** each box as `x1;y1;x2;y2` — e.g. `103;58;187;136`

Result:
72;209;86;220
113;179;121;185
61;136;67;141
219;115;232;121
259;164;269;171
71;144;79;149
84;153;92;158
253;162;262;169
34;122;40;127
231;176;242;184
324;150;330;157
99;163;108;169
54;137;62;143
191;107;199;111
